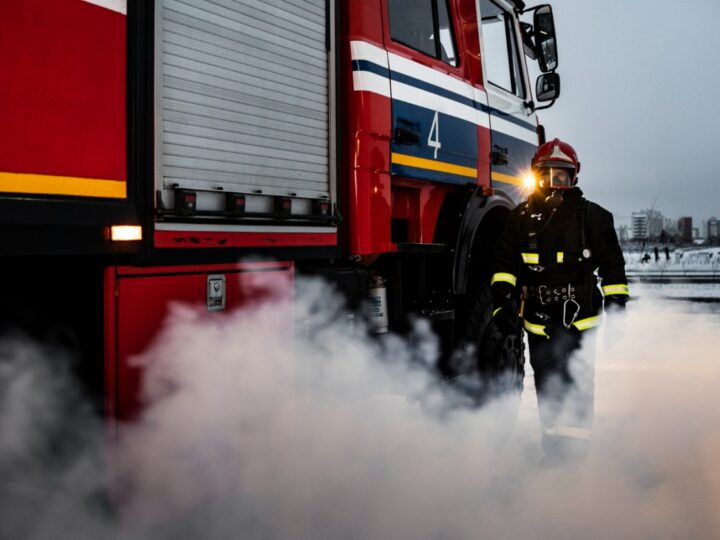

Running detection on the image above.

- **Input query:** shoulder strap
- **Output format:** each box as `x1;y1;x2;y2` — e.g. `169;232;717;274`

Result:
579;198;594;306
526;201;538;251
526;198;560;252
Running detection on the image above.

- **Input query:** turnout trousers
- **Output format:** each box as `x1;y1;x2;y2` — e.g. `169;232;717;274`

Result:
527;328;597;458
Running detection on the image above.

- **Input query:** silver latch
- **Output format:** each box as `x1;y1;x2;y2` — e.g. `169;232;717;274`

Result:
207;274;226;311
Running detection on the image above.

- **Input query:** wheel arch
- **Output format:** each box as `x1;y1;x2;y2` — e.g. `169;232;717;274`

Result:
453;189;517;295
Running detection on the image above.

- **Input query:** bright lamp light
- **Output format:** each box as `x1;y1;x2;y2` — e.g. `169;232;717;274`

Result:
110;225;142;242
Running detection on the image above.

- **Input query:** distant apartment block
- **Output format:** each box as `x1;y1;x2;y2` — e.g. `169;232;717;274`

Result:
707;217;720;239
631;212;647;239
632;209;664;240
678;216;693;243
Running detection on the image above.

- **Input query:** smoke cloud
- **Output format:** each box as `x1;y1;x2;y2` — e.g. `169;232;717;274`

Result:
1;278;720;539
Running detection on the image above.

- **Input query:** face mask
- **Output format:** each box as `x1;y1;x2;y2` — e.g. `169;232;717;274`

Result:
537;167;573;189
543;190;564;209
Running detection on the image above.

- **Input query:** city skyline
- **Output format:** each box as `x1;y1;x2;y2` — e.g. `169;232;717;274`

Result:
620;208;720;242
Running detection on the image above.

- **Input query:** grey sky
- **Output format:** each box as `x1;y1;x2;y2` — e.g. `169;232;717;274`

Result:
533;0;720;228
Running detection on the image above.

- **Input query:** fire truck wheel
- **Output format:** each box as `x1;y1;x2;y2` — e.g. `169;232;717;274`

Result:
451;284;525;407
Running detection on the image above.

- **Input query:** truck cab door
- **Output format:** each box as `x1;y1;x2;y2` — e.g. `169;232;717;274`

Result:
479;0;538;200
384;0;482;186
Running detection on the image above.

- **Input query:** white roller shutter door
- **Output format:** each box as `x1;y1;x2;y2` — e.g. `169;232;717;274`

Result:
157;0;329;200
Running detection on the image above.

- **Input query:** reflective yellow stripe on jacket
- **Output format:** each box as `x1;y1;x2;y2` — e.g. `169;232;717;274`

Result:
521;252;539;264
491;272;517;287
524;319;548;337
602;283;630;296
523;315;602;338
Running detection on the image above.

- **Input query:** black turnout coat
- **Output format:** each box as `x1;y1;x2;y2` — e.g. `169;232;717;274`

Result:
491;188;628;336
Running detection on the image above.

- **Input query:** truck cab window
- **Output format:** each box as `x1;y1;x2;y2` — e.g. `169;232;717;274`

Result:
436;0;457;66
389;0;458;67
480;0;525;98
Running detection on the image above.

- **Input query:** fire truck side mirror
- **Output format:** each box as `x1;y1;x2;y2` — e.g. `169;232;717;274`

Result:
533;5;558;73
536;72;560;102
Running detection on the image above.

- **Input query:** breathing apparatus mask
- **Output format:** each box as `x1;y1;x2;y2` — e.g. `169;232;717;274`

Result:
535;166;576;209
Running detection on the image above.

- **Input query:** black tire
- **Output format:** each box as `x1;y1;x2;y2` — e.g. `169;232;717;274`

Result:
449;284;525;407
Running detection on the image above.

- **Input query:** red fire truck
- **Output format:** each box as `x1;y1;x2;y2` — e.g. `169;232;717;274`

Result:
0;0;561;418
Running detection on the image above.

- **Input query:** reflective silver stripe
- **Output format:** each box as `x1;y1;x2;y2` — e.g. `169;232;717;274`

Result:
543;425;592;440
557;252;564;263
602;284;630;296
572;316;601;331
491;272;517;286
521;252;539;264
523;319;548;337
492;307;502;317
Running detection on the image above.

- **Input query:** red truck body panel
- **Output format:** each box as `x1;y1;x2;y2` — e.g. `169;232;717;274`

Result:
105;261;294;421
0;0;126;198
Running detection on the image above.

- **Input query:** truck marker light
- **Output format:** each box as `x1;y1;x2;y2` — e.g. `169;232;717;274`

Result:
110;225;142;242
226;193;246;217
274;197;292;217
480;186;495;197
312;199;331;217
175;190;197;216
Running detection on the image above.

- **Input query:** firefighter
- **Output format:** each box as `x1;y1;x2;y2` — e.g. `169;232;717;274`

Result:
490;138;628;463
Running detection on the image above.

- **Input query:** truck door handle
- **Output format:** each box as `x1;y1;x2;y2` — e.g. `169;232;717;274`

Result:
491;145;509;166
394;127;421;145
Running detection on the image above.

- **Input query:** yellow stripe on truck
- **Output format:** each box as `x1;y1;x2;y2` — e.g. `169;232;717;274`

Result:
491;171;524;186
391;153;477;179
0;171;127;199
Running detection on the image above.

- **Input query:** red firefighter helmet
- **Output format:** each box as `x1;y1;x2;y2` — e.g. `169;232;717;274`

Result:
531;138;581;190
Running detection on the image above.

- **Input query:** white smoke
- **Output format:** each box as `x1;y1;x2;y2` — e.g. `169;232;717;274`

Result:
1;277;720;539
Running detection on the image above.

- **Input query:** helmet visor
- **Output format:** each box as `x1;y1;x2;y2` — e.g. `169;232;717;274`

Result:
536;167;574;189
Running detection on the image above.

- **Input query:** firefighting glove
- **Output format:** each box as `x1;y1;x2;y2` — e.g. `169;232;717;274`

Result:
491;281;519;335
604;294;627;312
603;296;627;351
492;301;519;335
491;281;514;307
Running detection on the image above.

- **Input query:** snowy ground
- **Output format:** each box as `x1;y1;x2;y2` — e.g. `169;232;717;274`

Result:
625;247;720;281
632;282;720;302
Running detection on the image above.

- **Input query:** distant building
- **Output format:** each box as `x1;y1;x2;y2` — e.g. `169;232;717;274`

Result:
678;216;693;244
631;212;647;240
663;217;678;236
707;217;720;241
631;209;664;240
616;225;629;242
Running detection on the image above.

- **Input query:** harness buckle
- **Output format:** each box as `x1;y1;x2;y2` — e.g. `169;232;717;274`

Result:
537;285;549;305
563;297;581;329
